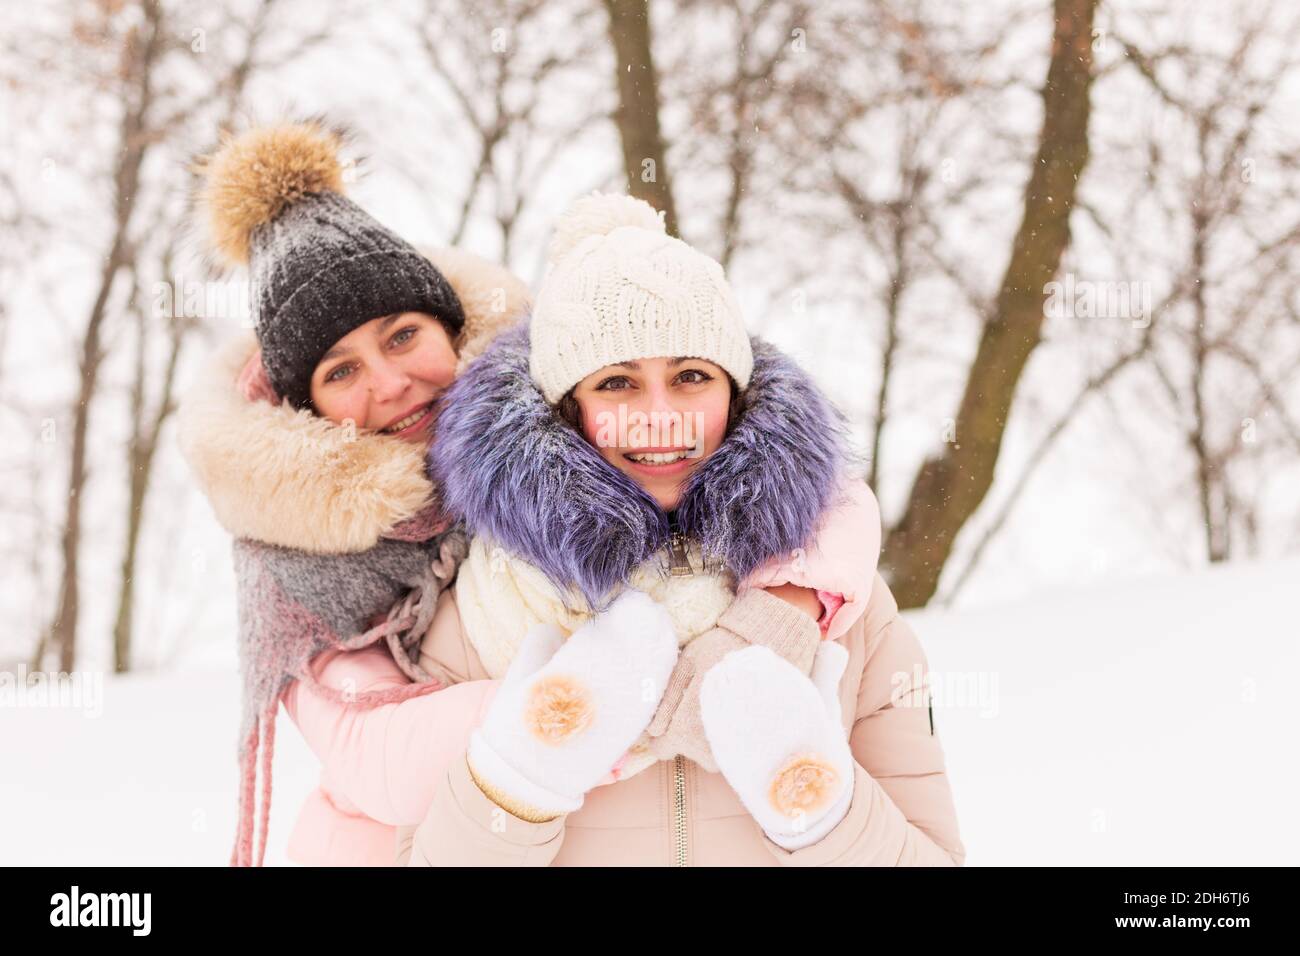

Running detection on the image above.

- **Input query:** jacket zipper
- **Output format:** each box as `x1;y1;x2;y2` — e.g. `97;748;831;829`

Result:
667;529;693;576
673;754;688;866
665;515;690;865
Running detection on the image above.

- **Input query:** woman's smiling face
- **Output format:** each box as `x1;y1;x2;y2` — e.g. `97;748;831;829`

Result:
571;356;732;511
309;311;457;442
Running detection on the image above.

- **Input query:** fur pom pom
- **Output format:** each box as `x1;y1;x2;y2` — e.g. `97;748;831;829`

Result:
768;754;841;817
197;120;348;265
547;192;667;265
524;675;596;743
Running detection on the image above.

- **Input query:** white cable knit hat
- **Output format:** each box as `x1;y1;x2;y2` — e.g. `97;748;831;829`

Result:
529;192;754;404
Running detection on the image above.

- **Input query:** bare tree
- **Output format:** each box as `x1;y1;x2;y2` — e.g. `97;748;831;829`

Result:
109;0;296;673
404;0;610;268
111;265;185;672
880;0;1101;608
1108;4;1300;562
47;0;168;672
603;0;680;234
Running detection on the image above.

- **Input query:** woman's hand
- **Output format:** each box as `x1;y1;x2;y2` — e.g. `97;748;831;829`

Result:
763;582;823;622
700;641;854;849
466;589;679;820
641;587;823;772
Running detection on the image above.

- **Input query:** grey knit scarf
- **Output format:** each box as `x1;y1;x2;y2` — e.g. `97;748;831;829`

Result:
229;503;467;866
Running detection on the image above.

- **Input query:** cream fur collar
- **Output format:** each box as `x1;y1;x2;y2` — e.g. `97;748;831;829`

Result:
177;246;530;553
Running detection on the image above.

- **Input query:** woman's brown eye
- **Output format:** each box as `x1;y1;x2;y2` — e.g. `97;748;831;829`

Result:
678;369;711;384
597;377;630;391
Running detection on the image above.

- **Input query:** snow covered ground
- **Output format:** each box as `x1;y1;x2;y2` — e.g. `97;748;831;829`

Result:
908;554;1300;866
3;555;1297;866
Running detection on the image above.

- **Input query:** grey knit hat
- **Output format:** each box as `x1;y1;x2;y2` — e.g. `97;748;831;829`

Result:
198;120;465;409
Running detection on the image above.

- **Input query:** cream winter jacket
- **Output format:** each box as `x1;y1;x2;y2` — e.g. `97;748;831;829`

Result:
397;573;967;866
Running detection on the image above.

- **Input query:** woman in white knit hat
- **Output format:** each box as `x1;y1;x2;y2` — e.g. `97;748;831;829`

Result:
366;192;966;865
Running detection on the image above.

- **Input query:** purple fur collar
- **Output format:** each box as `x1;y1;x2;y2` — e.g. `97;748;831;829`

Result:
429;322;848;609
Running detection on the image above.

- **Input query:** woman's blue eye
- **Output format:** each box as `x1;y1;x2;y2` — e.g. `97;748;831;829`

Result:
326;364;353;383
390;327;417;347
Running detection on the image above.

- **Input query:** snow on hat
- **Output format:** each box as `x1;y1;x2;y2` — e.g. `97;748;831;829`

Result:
196;119;466;410
528;192;753;404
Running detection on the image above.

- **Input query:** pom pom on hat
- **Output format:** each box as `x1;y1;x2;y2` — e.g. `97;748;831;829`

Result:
547;191;667;265
197;119;348;265
191;117;466;410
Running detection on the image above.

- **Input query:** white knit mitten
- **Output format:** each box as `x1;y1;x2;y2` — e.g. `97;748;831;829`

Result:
700;642;854;849
467;589;679;818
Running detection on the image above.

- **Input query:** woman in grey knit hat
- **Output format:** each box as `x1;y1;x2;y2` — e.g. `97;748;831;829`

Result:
179;119;530;866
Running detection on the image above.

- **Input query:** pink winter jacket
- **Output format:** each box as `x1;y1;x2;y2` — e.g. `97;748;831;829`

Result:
279;643;499;865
